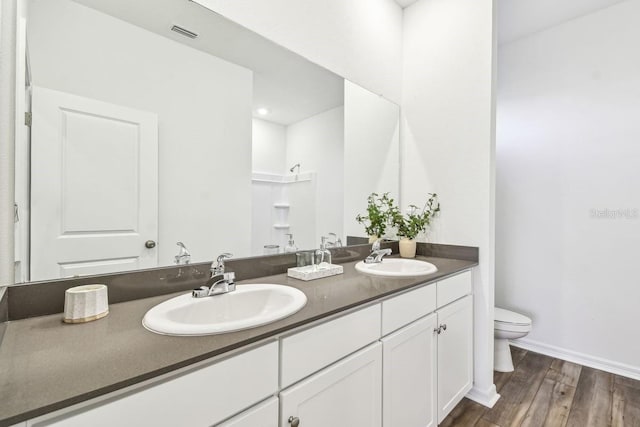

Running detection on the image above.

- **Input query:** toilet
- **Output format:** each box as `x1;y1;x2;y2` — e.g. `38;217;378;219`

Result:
494;307;532;372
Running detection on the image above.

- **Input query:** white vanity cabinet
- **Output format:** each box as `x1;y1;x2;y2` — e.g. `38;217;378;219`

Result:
280;343;382;427
380;270;473;426
21;269;474;427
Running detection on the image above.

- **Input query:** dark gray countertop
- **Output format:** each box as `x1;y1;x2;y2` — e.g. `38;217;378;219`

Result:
0;256;476;426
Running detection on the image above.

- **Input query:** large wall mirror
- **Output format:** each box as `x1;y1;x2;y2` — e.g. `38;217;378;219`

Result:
12;0;400;283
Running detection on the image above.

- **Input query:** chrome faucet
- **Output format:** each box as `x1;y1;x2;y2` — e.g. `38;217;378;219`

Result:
174;242;191;265
192;253;235;298
192;272;236;297
327;232;342;248
364;239;392;264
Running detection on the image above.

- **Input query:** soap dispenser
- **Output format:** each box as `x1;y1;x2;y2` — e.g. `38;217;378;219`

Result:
284;234;298;253
315;236;332;269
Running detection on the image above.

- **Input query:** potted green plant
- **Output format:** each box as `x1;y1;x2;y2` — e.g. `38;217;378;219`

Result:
392;193;440;258
356;192;399;243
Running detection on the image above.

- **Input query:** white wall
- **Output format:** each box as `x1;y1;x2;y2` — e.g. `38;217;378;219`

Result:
287;107;344;247
28;0;253;266
497;0;640;378
252;119;287;175
193;0;403;105
402;0;498;406
0;0;18;286
344;80;400;239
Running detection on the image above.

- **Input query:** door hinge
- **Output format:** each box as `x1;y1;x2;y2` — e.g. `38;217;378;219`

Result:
24;112;32;127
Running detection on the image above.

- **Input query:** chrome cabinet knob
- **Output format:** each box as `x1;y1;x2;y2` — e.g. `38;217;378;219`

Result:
434;324;448;334
145;240;156;249
288;416;300;426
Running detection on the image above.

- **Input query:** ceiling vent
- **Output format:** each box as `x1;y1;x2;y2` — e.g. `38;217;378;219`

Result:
171;25;198;39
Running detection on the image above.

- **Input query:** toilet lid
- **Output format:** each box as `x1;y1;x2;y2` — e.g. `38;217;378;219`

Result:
495;307;531;326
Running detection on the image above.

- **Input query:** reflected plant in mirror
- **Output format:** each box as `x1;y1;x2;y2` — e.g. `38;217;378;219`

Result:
355;192;399;243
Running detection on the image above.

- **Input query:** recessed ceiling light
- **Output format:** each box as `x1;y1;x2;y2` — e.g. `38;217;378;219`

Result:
257;108;270;116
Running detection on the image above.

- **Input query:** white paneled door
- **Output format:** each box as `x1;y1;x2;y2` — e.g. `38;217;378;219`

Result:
30;87;158;280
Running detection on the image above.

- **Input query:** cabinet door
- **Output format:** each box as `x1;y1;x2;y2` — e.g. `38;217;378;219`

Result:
382;314;437;427
437;295;473;423
218;397;278;427
280;343;382;427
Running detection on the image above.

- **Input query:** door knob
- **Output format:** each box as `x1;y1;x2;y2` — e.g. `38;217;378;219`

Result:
145;240;156;249
288;416;300;427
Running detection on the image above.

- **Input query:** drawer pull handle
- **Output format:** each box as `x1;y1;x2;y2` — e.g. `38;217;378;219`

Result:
288;416;300;426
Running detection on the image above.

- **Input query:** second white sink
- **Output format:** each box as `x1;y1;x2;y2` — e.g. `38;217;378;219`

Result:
143;284;307;336
355;258;438;277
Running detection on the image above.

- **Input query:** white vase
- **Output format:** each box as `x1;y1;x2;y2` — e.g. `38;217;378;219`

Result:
399;238;417;258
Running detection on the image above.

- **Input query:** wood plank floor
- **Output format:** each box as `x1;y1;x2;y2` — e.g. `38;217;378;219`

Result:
441;347;640;427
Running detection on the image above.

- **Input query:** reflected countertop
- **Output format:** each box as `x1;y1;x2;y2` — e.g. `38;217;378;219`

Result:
0;256;476;426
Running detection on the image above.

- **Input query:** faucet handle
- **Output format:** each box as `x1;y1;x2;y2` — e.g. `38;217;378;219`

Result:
212;252;233;274
174;242;191;265
217;252;233;262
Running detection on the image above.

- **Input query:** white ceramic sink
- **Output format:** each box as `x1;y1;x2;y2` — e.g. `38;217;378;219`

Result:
142;284;307;336
355;258;438;277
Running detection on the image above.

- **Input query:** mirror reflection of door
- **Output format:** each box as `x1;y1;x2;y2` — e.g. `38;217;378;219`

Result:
13;0;400;283
30;86;159;280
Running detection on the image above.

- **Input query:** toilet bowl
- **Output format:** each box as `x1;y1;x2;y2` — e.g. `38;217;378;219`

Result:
494;307;532;372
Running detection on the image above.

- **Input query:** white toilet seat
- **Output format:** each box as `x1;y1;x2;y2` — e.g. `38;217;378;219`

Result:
494;307;531;332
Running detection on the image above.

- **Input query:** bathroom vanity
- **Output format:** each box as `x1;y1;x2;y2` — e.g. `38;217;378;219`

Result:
0;250;475;427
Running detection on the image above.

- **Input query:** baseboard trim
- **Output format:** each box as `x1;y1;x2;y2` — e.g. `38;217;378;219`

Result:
511;338;640;381
466;384;500;408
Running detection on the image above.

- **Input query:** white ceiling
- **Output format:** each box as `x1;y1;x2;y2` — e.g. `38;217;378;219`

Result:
73;0;344;126
72;0;630;110
498;0;630;44
396;0;628;45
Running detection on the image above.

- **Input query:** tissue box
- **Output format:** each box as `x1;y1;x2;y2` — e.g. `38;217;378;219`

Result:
63;284;109;323
287;264;344;281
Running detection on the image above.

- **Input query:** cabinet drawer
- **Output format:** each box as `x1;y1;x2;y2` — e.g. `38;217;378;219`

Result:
382;284;436;335
30;342;278;427
437;270;472;308
281;304;381;387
